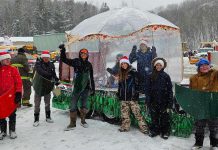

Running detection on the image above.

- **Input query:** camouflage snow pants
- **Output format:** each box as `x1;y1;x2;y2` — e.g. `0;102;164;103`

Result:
120;101;148;133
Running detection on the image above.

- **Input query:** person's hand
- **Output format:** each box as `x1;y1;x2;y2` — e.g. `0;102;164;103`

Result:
132;45;137;52
15;92;22;104
151;46;156;52
55;82;60;86
106;68;113;73
59;44;65;51
145;95;150;105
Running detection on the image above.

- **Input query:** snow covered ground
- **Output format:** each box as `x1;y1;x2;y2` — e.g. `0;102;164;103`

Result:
0;57;212;150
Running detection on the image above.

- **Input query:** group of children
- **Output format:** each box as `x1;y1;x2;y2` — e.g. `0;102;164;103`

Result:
0;43;218;149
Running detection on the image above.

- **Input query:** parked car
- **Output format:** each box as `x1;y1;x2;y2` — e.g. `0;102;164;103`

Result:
195;47;213;57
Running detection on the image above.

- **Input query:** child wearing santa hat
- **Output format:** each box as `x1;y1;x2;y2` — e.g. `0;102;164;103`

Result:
0;52;22;140
117;56;148;134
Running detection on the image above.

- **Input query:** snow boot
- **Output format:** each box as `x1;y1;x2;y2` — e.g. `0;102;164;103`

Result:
192;133;204;150
161;133;169;140
191;145;203;150
9;114;17;139
0;121;7;140
118;128;129;132
9;131;17;139
22;99;32;107
140;125;148;134
0;132;6;140
46;111;54;123
33;113;39;127
64;112;77;131
80;109;88;128
148;130;159;137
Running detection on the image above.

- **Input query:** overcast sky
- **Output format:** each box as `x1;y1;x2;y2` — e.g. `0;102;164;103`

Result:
74;0;185;10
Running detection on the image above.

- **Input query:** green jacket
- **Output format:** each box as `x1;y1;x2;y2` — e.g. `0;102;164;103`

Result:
11;53;30;79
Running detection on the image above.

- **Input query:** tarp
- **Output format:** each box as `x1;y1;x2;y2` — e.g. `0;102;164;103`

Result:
33;33;66;52
175;84;218;120
32;72;54;96
0;87;17;119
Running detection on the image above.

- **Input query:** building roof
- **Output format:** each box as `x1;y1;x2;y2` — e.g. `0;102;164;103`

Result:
0;37;33;42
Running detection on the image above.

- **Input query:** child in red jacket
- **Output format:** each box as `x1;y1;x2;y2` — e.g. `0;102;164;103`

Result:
0;52;22;140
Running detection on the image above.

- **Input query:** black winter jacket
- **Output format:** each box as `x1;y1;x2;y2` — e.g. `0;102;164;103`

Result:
117;67;139;101
35;59;59;83
60;49;95;91
145;70;173;108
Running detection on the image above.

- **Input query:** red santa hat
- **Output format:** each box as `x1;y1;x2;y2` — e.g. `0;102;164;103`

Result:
41;50;50;58
120;56;130;65
0;52;11;61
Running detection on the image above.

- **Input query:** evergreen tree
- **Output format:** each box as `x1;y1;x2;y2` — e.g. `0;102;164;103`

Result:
0;0;99;36
99;2;110;13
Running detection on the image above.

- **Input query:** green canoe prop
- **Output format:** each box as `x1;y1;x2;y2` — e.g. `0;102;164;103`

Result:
32;71;54;96
175;84;218;120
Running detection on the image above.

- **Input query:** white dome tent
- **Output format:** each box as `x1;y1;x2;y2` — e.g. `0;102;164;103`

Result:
63;8;183;86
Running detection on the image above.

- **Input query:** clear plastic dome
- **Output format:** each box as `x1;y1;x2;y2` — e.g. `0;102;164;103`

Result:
63;8;183;87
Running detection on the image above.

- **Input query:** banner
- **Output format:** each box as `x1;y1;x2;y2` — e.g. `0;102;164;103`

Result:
175;84;218;120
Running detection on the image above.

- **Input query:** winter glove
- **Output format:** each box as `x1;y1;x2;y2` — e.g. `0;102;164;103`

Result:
132;93;139;101
55;81;60;86
59;44;66;51
132;45;137;52
145;95;150;105
15;92;22;104
151;46;156;52
106;68;112;73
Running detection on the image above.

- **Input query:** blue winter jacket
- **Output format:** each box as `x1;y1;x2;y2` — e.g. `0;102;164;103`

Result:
117;67;139;101
129;46;157;76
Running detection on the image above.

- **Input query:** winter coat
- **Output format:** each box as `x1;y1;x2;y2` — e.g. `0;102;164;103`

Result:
0;65;22;96
117;67;139;101
129;46;157;76
190;69;218;92
34;59;58;82
11;53;30;79
145;69;173;108
60;49;95;93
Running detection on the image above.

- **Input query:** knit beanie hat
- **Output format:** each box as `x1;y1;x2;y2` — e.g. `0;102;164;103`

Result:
120;56;130;65
116;53;123;60
196;58;210;69
41;50;50;58
0;52;11;61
